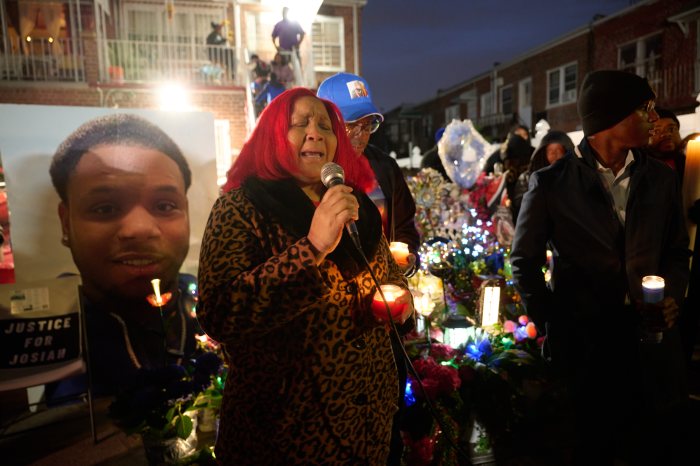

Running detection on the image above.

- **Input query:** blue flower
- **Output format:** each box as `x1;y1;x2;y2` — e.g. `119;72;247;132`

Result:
404;380;417;407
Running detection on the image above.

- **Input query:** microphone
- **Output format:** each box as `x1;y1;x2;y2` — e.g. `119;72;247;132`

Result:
320;162;362;251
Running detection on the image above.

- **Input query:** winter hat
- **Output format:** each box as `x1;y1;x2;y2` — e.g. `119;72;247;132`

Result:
317;72;384;123
577;70;655;136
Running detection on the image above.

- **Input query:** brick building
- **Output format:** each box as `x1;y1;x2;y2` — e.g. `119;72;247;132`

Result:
382;0;699;158
0;0;368;176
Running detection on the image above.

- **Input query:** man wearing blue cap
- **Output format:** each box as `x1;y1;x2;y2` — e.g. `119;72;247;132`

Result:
318;72;419;466
317;72;420;269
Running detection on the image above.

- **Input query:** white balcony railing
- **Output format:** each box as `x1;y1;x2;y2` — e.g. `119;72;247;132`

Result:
0;37;84;82
102;39;239;86
647;61;700;102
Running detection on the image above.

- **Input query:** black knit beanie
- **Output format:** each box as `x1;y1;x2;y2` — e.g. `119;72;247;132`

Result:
577;70;656;136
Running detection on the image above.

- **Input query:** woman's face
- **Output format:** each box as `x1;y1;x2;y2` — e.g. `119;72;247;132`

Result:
287;96;337;187
545;143;567;165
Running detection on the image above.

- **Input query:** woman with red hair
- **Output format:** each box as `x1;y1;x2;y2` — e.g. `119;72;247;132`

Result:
198;88;413;465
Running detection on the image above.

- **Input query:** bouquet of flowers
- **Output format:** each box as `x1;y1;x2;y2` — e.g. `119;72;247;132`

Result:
109;351;224;438
400;318;546;466
109;346;225;464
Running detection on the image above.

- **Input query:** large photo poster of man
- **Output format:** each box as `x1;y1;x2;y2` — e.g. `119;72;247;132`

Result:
0;104;218;283
0;104;218;399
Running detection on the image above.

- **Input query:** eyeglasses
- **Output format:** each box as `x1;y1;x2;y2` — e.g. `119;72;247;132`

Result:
638;100;656;114
651;124;679;137
346;116;382;135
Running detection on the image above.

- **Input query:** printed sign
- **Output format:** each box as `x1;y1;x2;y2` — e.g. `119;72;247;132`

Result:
0;276;83;391
1;313;80;368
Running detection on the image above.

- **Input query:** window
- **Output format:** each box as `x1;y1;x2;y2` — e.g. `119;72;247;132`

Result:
618;33;662;84
547;62;577;106
389;122;400;144
124;3;225;45
500;85;513;115
312;16;344;72
423;115;433;139
480;92;493;117
445;104;460;123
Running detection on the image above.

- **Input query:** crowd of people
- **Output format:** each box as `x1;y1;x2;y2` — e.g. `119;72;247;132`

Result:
4;58;700;466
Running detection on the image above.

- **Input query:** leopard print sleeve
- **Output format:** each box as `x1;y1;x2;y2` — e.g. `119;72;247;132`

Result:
197;189;330;344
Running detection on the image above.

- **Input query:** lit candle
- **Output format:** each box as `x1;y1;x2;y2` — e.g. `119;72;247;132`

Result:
389;242;410;267
412;290;435;317
151;278;163;306
683;139;700;248
480;285;500;327
642;275;664;304
371;284;409;322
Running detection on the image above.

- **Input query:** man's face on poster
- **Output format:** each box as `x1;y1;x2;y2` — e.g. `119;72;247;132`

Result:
59;143;190;301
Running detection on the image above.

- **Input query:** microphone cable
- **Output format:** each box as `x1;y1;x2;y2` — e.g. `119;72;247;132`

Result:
353;244;473;465
320;161;471;461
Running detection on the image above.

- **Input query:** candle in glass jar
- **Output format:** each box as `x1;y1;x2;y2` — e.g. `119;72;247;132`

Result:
371;284;409;322
642;275;664;304
412;290;434;317
389;242;410;267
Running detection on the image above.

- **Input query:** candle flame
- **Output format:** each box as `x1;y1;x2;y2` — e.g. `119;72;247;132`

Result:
641;275;664;290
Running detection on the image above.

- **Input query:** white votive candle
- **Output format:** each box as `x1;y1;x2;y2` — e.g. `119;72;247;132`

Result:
642;275;664;304
389;241;410;267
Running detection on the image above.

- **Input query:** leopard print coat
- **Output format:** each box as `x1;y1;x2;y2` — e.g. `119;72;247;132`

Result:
197;178;409;465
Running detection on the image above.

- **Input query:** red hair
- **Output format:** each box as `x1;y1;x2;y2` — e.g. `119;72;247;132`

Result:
224;88;374;193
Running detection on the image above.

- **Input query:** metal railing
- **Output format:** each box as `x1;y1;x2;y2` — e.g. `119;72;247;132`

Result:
646;61;700;102
0;37;84;82
102;39;239;86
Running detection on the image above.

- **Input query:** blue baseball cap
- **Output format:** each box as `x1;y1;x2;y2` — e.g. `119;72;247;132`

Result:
317;72;384;124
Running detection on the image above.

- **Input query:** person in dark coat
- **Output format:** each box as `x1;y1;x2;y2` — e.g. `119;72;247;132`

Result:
482;124;533;175
511;70;691;466
511;130;575;224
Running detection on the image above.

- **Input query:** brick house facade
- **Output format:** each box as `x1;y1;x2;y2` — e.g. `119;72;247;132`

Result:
0;0;367;167
381;0;699;158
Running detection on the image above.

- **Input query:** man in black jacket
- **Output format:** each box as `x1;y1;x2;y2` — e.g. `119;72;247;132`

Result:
511;70;690;465
318;72;420;466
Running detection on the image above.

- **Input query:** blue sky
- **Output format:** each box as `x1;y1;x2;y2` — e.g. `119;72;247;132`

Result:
361;0;633;112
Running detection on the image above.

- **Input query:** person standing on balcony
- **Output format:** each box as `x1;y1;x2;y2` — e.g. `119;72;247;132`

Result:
206;22;234;80
271;7;305;65
271;52;294;88
206;22;226;58
318;72;420;466
254;72;286;117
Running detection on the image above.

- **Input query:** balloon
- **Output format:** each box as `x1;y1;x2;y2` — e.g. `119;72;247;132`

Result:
437;119;493;189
